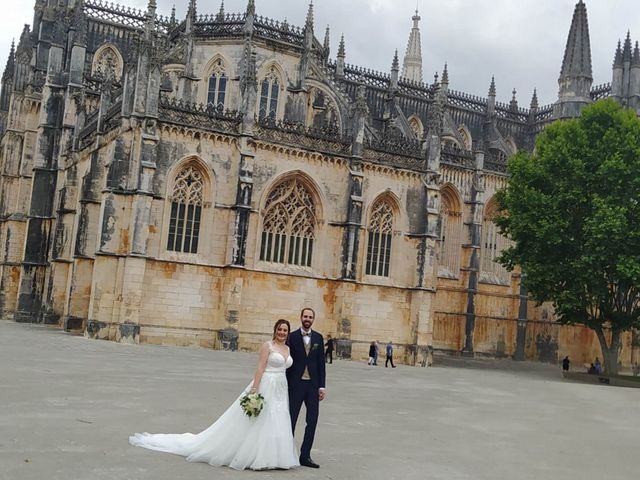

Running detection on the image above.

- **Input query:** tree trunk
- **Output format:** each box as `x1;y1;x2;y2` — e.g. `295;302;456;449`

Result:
594;326;621;375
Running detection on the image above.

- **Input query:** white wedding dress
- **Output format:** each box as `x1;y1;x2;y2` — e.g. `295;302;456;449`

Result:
129;343;299;470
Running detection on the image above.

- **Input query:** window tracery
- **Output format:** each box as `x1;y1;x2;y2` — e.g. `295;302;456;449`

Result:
92;45;122;81
480;199;511;281
365;200;394;277
207;58;227;109
439;187;462;274
260;178;316;267
259;67;280;119
167;166;204;254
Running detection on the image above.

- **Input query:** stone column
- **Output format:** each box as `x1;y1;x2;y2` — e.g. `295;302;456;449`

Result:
231;138;254;266
463;149;485;354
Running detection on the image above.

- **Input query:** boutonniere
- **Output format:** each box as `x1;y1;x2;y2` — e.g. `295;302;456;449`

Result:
310;343;319;351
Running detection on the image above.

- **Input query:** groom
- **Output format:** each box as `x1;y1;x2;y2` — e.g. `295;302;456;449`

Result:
286;307;326;469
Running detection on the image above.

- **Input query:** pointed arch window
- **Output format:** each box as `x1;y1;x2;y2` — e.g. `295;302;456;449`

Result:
259;67;280;119
167;166;204;254
207;59;227;109
439;187;463;274
260;178;316;267
480;199;511;281
365;200;394;277
91;45;123;81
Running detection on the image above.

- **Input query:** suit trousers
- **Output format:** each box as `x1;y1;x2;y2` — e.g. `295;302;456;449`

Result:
289;380;319;460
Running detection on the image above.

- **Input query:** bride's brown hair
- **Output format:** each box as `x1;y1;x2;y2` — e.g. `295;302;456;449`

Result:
272;319;291;339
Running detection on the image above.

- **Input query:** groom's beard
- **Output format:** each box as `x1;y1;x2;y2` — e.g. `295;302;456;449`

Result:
301;321;313;330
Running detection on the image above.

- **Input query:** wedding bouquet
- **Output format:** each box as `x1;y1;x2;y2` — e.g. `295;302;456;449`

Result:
239;392;265;418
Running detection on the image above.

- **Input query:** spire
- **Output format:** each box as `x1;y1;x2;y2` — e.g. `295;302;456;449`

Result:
441;63;448;85
170;4;176;25
336;34;345;78
613;40;623;67
246;0;255;16
402;8;423;83
556;0;593;117
487;76;496;116
634;41;640;66
186;0;197;33
323;25;330;53
622;31;633;62
305;1;314;30
217;0;225;21
488;75;496;97
392;49;399;72
338;34;345;58
530;89;539;110
2;39;15;82
510;88;518;110
390;50;399;90
559;0;592;80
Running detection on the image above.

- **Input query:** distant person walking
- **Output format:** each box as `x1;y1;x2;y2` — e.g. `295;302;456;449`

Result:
562;356;570;372
385;341;396;368
368;342;376;366
324;336;334;364
373;341;379;366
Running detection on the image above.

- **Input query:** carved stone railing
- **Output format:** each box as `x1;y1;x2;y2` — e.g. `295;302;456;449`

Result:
363;148;427;172
535;104;554;123
447;89;487;113
440;144;475;169
397;78;434;100
591;82;611;101
158;95;242;135
253;16;304;46
194;13;246;38
84;0;146;30
484;150;509;175
495;102;528;123
254;117;351;156
484;159;508;174
341;63;390;90
365;133;423;159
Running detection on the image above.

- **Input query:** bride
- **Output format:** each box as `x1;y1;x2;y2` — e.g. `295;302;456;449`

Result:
129;319;299;470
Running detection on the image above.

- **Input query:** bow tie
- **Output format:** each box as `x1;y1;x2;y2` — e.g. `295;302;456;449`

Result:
302;331;311;337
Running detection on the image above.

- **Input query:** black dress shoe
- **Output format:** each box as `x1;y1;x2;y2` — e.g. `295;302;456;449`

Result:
300;458;320;468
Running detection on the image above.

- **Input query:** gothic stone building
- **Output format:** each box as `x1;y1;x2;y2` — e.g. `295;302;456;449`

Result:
0;0;638;367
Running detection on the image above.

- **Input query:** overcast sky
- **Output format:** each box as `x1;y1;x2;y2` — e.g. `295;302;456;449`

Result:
1;1;639;106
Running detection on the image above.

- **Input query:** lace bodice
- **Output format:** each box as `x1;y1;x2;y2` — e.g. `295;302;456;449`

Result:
265;343;293;373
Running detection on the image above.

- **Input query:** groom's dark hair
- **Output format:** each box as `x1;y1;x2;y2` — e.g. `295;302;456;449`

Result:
300;307;315;319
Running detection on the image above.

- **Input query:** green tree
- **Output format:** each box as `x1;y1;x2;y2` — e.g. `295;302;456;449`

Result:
495;99;640;375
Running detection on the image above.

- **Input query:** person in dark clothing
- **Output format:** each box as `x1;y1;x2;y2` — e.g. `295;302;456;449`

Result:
385;341;396;368
562;356;570;372
368;342;376;365
587;363;597;374
324;335;334;364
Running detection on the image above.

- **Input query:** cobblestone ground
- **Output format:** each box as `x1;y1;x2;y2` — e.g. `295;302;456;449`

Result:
1;321;639;480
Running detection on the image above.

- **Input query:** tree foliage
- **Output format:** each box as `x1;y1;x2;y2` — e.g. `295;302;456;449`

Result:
495;100;640;372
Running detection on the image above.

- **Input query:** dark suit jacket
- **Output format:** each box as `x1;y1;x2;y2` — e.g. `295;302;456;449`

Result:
287;328;326;389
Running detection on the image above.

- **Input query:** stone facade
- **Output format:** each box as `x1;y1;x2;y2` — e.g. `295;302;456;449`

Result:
0;0;638;368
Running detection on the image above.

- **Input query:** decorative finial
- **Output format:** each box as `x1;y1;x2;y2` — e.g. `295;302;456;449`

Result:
218;0;225;19
441;63;448;84
433;72;439;85
488;75;496;97
530;88;539;110
323;25;330;51
306;1;314;29
338;34;345;58
170;4;176;24
391;49;399;72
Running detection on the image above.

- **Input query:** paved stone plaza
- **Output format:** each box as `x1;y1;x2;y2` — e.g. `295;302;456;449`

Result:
1;321;638;480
